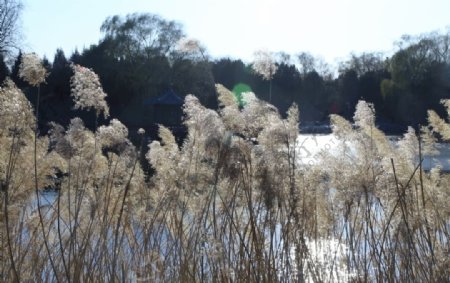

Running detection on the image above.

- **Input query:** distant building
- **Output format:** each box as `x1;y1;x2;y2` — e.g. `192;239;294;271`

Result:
143;89;184;126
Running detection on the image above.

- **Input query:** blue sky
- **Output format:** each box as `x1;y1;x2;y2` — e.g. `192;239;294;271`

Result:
22;0;450;64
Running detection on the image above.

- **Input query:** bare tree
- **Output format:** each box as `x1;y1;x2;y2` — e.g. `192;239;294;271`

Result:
0;0;22;57
338;52;386;76
297;52;316;75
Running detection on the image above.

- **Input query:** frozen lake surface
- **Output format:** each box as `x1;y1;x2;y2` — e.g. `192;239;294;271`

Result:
297;134;450;171
33;134;448;282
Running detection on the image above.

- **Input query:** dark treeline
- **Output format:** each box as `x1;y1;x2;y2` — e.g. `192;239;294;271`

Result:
1;12;450;136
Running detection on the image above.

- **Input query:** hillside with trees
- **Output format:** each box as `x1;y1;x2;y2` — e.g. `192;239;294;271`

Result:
1;12;449;137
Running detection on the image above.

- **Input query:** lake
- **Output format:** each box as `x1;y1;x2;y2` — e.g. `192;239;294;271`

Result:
297;134;450;172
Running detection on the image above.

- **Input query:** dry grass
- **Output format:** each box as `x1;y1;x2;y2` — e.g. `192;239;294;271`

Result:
0;70;449;282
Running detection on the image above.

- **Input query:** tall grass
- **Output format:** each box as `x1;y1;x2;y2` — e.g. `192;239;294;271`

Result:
0;57;448;282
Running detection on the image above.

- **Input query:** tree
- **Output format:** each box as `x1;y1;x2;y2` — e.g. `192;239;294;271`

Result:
302;71;326;110
10;50;26;87
338;52;386;77
273;62;301;92
172;59;216;108
45;49;71;100
384;32;450;125
338;69;359;118
175;37;208;61
0;53;9;83
0;0;22;57
29;49;74;129
100;13;184;61
297;52;332;79
91;13;185;121
297;52;316;76
212;58;246;90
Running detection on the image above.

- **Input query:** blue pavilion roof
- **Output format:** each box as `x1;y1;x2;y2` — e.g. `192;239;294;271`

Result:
144;89;184;106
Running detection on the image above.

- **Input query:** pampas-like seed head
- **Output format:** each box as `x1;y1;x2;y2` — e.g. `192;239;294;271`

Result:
252;49;278;81
19;53;47;87
70;64;109;118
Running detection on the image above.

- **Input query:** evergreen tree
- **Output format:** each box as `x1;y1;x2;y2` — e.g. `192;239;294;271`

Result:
10;51;26;87
0;53;9;83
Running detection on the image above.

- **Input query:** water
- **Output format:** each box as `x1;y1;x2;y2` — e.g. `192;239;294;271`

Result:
297;134;450;171
422;142;450;171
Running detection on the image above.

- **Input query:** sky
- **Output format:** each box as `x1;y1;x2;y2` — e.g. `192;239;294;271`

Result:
21;0;450;65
